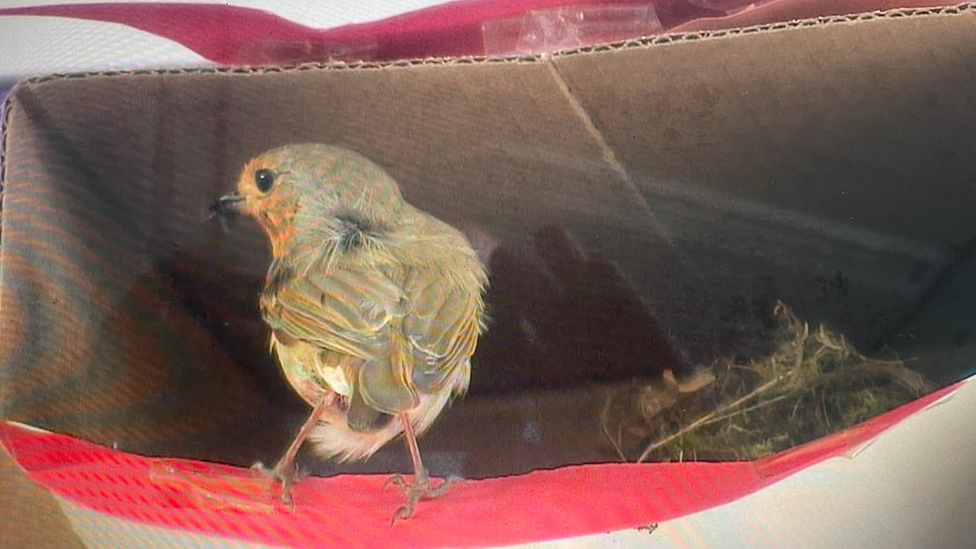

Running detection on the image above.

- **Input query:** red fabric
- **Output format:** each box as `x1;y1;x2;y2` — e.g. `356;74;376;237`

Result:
0;0;958;64
0;381;961;549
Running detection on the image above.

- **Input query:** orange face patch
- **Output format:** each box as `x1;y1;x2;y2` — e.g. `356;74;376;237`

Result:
237;156;279;197
238;156;298;258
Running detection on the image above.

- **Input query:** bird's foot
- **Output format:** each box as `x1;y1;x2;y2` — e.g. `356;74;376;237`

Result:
250;460;300;506
384;474;464;523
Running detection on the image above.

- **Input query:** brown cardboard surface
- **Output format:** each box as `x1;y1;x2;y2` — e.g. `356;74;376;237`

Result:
551;5;976;367
555;8;976;245
1;6;974;484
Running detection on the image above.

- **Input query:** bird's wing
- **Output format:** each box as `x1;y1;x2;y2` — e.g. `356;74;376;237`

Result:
401;268;483;394
265;262;481;418
265;263;421;421
264;265;403;360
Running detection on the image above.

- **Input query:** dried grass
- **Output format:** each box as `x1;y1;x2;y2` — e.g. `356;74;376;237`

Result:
600;302;934;463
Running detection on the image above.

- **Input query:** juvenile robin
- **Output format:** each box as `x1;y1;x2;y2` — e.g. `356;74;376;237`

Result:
213;144;487;520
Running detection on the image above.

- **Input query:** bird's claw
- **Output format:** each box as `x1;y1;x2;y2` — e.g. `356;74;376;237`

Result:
251;460;297;506
387;475;464;524
383;474;411;493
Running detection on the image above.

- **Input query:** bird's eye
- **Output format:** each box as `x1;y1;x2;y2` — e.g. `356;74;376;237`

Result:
254;169;275;193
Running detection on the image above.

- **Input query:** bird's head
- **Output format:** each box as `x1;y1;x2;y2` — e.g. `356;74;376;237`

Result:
212;144;405;258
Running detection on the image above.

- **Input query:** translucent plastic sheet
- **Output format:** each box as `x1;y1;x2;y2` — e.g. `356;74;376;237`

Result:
685;0;771;13
482;4;662;57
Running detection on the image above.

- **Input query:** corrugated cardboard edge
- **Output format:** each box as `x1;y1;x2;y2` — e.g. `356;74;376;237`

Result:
0;3;972;186
556;3;975;54
0;86;10;187
0;2;969;191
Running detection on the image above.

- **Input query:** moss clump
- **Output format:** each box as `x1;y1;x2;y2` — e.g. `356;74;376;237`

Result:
601;302;934;463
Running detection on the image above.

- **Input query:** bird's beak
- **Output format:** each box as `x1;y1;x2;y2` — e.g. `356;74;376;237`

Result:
209;191;246;219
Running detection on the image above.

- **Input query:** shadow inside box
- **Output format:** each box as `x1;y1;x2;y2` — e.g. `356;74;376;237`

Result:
178;224;701;479
2;216;712;480
4;200;960;481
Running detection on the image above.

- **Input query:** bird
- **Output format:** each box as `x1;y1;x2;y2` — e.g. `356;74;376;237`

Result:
212;143;488;520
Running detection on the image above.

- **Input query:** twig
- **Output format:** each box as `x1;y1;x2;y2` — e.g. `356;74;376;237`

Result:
637;373;791;463
855;360;930;395
821;384;832;428
600;390;627;461
790;393;804;419
793;322;809;371
698;393;791;428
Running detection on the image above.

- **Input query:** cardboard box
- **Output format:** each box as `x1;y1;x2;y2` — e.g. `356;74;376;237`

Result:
1;4;975;548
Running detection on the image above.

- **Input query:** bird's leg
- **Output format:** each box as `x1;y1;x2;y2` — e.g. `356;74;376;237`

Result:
253;393;334;505
385;412;463;522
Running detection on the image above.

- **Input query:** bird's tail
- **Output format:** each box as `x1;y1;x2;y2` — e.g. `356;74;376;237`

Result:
307;364;467;463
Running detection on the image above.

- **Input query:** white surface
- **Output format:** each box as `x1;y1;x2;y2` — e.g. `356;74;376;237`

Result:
0;15;210;83
0;0;446;27
0;1;449;83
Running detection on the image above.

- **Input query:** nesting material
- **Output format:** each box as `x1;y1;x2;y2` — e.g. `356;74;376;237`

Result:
601;302;934;463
